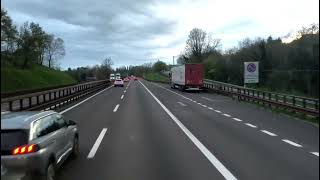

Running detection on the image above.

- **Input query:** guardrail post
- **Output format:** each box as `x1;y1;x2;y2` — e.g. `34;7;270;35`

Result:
292;97;296;114
54;92;57;100
268;93;271;107
20;99;23;110
302;99;306;108
9;101;13;111
37;96;39;105
262;92;265;106
29;97;32;107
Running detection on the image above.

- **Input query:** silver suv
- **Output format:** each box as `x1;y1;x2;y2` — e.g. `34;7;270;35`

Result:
1;111;79;180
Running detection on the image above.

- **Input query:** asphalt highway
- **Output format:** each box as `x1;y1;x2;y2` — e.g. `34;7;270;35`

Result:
55;79;319;180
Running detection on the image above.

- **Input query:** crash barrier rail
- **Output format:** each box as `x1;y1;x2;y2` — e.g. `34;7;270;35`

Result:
203;79;319;117
1;80;111;112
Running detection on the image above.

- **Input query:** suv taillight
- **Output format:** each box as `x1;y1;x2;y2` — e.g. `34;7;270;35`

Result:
12;144;39;155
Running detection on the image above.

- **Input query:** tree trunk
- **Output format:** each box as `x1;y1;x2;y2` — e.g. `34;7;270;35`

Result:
49;55;52;68
23;56;28;69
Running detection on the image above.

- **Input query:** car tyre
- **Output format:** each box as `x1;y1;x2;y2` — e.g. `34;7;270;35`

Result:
71;136;79;159
45;162;55;180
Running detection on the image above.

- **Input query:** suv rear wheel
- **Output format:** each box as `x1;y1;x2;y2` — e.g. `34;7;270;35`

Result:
71;136;79;158
46;163;55;180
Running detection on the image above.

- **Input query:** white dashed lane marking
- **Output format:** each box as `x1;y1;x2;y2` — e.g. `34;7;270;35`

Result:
214;110;221;113
87;128;108;159
282;139;303;148
113;104;120;112
245;123;257;128
310;152;319;156
260;130;277;137
232;118;242;122
177;102;187;106
223;114;231;117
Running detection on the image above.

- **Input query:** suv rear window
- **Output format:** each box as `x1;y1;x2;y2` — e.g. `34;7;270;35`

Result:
1;130;29;155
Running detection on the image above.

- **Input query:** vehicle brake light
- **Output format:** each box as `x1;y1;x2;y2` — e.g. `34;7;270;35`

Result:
12;144;39;155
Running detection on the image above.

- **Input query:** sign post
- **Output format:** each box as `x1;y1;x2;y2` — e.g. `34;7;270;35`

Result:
244;62;259;87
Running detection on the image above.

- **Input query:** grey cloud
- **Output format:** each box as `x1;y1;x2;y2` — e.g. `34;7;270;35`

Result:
2;0;179;68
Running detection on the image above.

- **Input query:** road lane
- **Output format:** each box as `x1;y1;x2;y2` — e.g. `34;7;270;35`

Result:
55;83;126;179
151;82;319;152
142;80;319;180
57;80;226;180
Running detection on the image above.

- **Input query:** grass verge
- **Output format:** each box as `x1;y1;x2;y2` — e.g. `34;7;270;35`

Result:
143;72;170;83
1;65;76;93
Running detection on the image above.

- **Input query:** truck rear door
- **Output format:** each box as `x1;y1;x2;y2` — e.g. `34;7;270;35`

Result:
185;64;203;86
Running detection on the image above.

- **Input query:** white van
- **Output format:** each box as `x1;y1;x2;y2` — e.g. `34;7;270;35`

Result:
110;74;115;81
116;73;121;80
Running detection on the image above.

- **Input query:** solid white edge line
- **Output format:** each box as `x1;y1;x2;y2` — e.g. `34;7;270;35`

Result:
87;128;108;159
310;152;319;156
282;139;303;147
245;123;257;128
260;130;277;137
223;114;231;117
113;104;120;112
232;118;242;122
60;85;113;114
139;80;237;180
121;95;124;100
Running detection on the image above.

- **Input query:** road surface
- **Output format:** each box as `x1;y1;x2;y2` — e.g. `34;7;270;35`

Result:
55;79;319;180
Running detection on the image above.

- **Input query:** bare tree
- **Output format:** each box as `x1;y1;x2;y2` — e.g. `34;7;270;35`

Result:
102;57;114;69
185;28;221;62
45;35;65;68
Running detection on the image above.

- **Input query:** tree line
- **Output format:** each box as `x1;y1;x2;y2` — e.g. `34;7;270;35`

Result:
1;8;65;69
175;25;319;97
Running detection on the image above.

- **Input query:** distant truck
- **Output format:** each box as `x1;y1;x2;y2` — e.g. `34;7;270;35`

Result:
170;64;204;91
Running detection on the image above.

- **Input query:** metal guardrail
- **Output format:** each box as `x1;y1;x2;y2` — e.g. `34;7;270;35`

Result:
1;80;111;112
203;79;319;117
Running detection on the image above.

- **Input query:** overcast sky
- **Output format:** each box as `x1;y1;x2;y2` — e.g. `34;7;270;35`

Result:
2;0;319;69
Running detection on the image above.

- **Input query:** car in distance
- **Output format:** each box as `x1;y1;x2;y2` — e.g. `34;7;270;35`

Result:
1;111;79;180
114;79;124;87
123;77;129;82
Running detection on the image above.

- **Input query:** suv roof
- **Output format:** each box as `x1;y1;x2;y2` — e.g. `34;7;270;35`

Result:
1;111;56;130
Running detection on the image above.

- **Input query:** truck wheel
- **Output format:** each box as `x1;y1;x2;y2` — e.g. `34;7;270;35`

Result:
178;85;184;91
